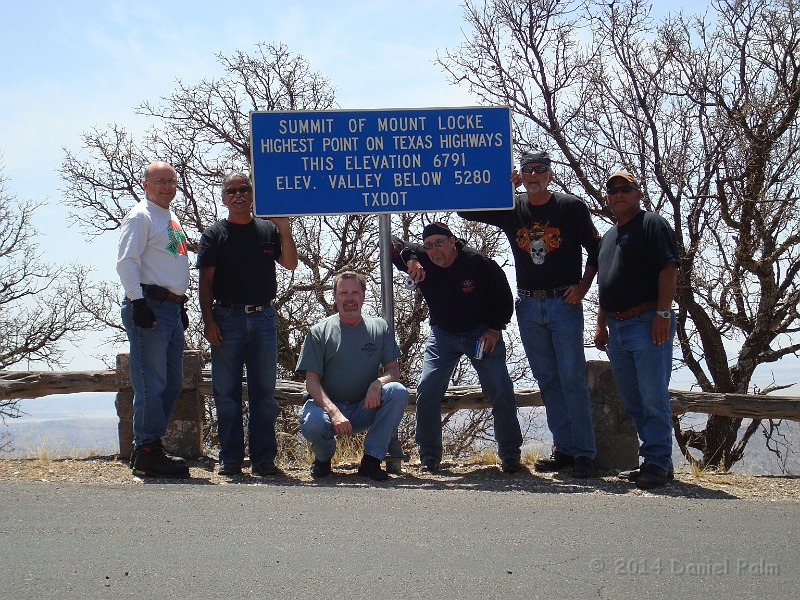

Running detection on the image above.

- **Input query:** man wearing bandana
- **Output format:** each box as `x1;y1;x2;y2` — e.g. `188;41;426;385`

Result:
392;222;523;474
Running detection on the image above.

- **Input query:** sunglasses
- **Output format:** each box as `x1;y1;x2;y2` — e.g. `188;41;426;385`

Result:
225;185;252;195
521;164;549;174
422;239;448;250
607;184;638;195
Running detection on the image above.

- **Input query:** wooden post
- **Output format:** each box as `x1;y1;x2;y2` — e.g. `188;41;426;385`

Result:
115;350;204;459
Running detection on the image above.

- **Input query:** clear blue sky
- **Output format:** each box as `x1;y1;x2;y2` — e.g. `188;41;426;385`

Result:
1;1;795;393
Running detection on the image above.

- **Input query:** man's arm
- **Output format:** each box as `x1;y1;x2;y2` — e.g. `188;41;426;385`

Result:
116;212;148;300
199;265;222;347
305;370;352;435
363;360;401;410
271;217;299;270
594;307;609;351
564;265;597;304
391;235;427;281
652;261;678;345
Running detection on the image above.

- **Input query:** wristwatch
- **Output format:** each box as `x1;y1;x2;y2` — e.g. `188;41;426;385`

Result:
656;310;671;319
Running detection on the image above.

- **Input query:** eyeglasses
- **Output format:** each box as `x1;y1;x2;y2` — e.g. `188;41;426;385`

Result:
147;178;178;187
521;164;549;174
607;184;638;195
422;239;448;250
225;185;252;195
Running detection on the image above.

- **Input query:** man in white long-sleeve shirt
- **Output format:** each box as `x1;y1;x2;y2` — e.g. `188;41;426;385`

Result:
117;161;191;478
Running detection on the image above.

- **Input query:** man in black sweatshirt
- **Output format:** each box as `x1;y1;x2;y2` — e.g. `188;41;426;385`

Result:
392;222;523;474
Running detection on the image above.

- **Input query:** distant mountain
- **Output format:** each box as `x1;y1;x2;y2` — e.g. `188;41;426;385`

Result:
1;418;118;459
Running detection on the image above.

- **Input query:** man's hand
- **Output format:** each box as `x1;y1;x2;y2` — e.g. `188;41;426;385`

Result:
203;319;223;347
132;299;156;328
594;325;609;351
510;170;522;188
652;315;671;345
480;328;501;354
563;281;590;304
363;379;383;410
329;408;352;435
407;258;426;282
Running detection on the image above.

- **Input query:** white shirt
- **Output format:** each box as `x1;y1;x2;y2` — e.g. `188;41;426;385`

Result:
116;199;190;300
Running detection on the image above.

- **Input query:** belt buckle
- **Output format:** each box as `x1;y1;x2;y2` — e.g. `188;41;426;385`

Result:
244;304;261;314
531;290;547;300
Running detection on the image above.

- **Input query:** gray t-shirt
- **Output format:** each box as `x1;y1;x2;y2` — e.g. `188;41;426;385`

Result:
296;314;401;405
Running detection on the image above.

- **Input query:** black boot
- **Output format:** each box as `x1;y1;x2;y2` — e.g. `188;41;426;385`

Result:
133;443;190;478
357;454;389;481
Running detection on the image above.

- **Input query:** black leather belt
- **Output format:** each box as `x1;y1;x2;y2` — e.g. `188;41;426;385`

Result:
214;300;270;314
141;284;187;304
517;286;570;299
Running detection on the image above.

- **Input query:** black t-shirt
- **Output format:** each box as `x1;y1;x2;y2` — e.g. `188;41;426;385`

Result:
459;192;600;290
390;237;514;333
196;218;282;305
597;210;680;312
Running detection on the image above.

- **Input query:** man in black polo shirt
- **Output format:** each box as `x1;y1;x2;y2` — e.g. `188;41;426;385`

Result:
459;150;600;478
197;172;298;476
392;222;523;473
594;171;679;489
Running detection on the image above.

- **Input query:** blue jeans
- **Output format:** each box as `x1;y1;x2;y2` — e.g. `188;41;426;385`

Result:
299;382;408;461
415;325;522;463
121;297;185;447
606;310;675;472
516;296;596;458
210;304;280;466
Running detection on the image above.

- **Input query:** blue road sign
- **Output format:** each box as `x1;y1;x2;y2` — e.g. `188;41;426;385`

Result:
250;106;514;217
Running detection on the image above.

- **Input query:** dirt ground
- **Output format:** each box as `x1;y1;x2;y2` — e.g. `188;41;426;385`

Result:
1;455;798;501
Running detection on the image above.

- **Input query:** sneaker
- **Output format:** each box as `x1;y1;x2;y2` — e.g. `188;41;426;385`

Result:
501;458;526;474
218;463;243;476
310;458;332;479
252;461;282;477
534;451;575;472
571;456;593;479
634;463;670;489
420;458;441;473
133;443;190;479
618;463;674;482
357;455;389;481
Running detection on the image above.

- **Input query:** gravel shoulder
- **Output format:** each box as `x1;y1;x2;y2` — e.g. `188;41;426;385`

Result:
1;455;798;501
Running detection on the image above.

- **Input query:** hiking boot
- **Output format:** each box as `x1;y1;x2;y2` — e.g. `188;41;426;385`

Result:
252;461;282;476
218;463;243;476
357;454;389;481
634;463;670;489
501;458;526;474
420;458;441;473
618;463;674;482
534;451;575;472
571;456;593;479
310;458;332;479
133;443;190;479
154;439;186;464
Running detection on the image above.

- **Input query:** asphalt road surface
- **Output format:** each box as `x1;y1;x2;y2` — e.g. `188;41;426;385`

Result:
1;480;796;599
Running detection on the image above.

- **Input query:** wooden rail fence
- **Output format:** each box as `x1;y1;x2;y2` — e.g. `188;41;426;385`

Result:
2;353;798;469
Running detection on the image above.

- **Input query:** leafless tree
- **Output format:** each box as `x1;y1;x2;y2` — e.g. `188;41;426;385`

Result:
0;159;97;435
439;0;800;470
